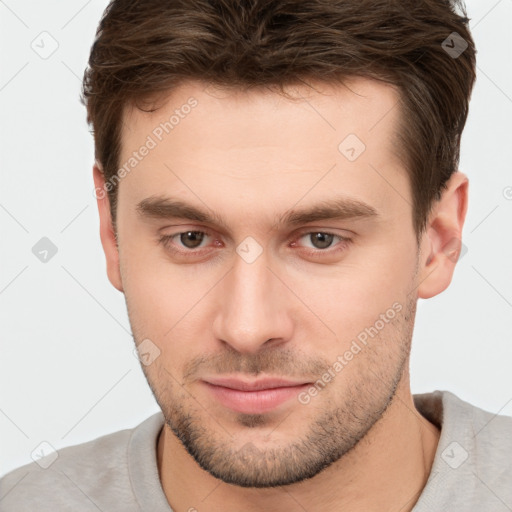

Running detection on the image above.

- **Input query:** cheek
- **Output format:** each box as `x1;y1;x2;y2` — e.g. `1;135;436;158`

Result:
124;269;197;380
124;268;197;342
120;243;221;369
120;242;184;343
285;243;415;348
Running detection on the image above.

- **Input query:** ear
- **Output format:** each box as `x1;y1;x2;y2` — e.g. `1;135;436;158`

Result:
417;171;468;299
93;163;124;292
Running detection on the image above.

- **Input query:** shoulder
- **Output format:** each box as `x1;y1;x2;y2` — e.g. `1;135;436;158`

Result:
459;391;512;477
442;390;512;449
428;389;512;469
0;415;161;511
415;390;512;510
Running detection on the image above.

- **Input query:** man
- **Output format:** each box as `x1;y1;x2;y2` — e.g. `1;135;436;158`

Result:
1;0;511;510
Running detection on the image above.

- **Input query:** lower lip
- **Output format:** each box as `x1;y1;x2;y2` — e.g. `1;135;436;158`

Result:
203;382;310;414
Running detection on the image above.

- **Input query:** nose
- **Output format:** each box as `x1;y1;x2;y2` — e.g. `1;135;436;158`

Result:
212;248;294;354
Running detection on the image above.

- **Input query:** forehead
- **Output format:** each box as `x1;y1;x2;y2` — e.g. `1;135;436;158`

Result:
122;77;402;151
118;77;410;226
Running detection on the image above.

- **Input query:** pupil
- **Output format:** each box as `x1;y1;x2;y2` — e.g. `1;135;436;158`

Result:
181;231;204;248
312;233;333;249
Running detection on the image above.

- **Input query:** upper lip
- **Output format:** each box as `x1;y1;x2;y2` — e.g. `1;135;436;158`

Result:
203;376;310;391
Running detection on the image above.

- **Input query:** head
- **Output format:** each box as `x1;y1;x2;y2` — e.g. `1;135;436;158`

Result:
82;0;476;488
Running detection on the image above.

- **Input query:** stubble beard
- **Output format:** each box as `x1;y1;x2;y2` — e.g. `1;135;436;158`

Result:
136;297;416;488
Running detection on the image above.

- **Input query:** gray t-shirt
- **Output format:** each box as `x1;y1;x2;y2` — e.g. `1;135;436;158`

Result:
1;390;511;511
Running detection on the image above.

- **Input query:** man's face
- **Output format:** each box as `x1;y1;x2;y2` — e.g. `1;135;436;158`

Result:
114;78;421;487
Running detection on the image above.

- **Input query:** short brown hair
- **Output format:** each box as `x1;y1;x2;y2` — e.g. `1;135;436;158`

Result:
81;0;476;235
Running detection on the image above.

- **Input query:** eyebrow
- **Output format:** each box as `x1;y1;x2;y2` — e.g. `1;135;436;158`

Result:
136;195;378;229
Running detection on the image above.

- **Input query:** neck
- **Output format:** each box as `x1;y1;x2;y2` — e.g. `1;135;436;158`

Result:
157;376;440;512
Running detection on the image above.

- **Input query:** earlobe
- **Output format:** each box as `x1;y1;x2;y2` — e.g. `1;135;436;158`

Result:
93;163;124;292
417;172;468;299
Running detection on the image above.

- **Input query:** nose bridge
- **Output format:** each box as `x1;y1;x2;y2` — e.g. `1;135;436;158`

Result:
213;247;292;353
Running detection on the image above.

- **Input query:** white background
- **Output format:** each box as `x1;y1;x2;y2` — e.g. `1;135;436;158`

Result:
1;0;511;478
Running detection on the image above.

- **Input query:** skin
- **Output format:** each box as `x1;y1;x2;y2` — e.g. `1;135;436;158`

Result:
94;77;468;512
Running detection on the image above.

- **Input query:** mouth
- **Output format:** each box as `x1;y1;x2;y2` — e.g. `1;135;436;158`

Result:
201;376;312;414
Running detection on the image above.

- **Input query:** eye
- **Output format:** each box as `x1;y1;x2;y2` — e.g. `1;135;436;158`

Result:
294;231;349;251
159;230;213;252
299;232;337;250
176;231;208;249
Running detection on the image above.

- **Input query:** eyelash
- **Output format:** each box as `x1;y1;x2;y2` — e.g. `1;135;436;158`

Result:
158;229;352;259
